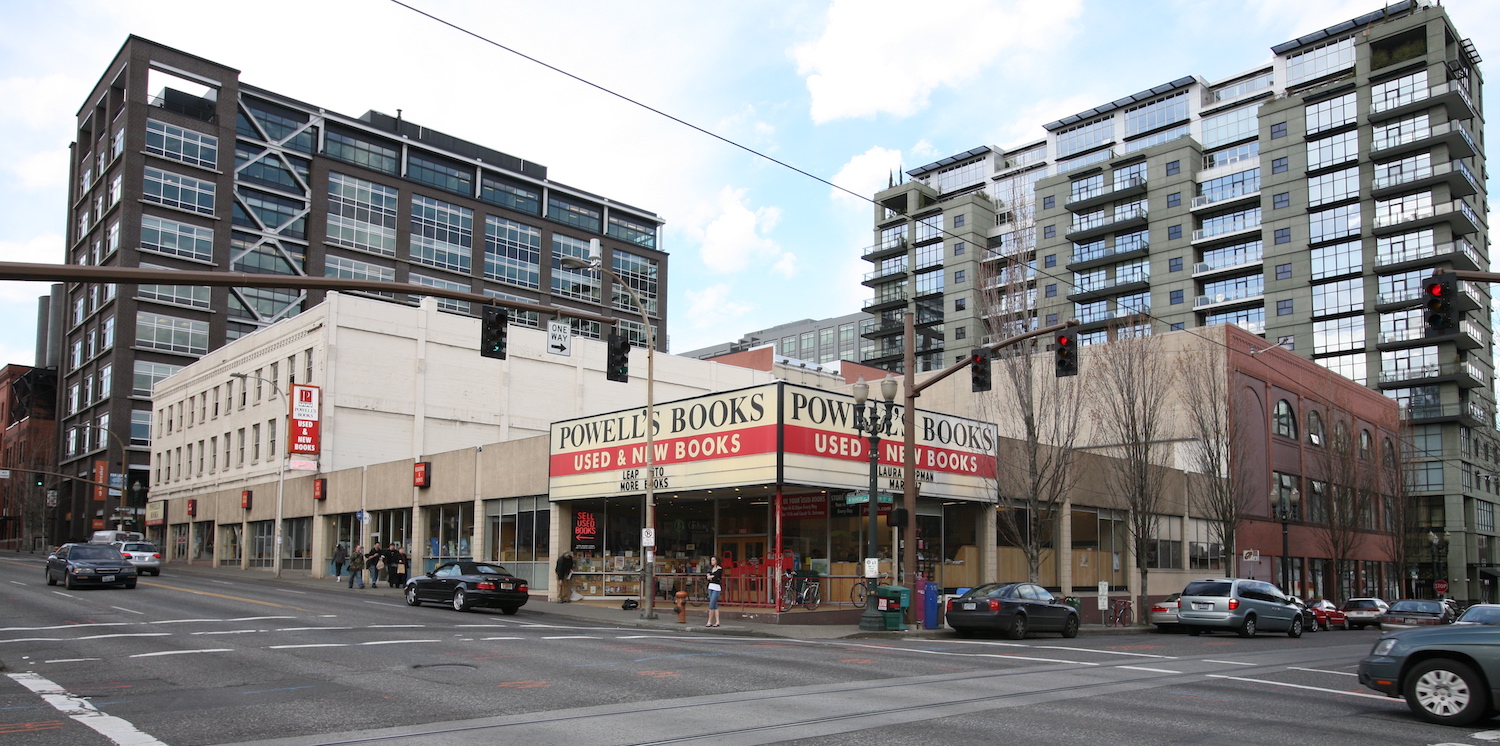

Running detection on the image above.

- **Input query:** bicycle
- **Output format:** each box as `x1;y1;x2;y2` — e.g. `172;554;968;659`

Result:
682;577;707;608
1104;598;1133;627
779;574;821;611
849;573;889;609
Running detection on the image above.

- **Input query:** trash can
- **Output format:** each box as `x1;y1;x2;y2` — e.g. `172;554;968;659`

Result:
875;585;908;631
1063;596;1082;613
923;582;940;629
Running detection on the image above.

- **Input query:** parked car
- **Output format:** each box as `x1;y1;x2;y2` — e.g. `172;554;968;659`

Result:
1306;598;1349;630
404;561;529;614
1150;592;1181;632
1379;599;1456;630
45;543;137;590
946;582;1081;639
1359;624;1500;725
1455;604;1500;626
89;530;143;545
1290;597;1319;632
1177;578;1304;638
1342;597;1389;629
113;542;162;576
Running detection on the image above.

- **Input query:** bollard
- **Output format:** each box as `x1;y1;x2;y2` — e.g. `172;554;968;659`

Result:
675;591;688;623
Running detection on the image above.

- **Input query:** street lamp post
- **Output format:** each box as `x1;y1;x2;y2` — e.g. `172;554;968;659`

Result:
852;376;898;632
1430;528;1451;599
231;372;288;579
561;247;658;619
1273;489;1298;593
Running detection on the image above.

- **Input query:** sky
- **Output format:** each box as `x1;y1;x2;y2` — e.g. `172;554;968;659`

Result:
0;0;1497;364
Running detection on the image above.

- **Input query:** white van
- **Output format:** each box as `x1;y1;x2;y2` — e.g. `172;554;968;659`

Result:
89;530;144;545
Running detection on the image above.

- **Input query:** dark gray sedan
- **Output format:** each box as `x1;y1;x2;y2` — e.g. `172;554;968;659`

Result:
1359;624;1500;725
404;561;529;614
46;543;137;589
946;582;1079;639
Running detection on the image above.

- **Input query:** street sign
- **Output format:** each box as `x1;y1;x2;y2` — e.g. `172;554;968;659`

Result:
846;492;895;505
1097;581;1108;610
356;509;369;523
864;558;879;579
547;320;572;356
641;528;655;548
1242;549;1260;562
1435;579;1449;594
0;469;8;479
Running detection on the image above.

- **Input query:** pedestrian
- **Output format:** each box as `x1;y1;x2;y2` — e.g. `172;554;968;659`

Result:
347;545;366;589
555;552;574;603
705;556;723;627
387;544;406;587
366;543;383;587
332;542;347;582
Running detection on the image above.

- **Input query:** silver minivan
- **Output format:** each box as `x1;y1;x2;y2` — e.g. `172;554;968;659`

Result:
1177;578;1304;638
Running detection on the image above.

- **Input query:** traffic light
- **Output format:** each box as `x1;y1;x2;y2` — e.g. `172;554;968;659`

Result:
480;306;508;359
969;347;992;392
1423;273;1460;336
34;473;42;487
1055;332;1078;377
606;332;630;382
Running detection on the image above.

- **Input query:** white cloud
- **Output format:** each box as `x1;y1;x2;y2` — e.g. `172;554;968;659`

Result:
989;93;1103;152
691;186;792;275
0;75;84;131
829;145;903;208
794;0;1084;123
682;283;755;332
12;148;68;190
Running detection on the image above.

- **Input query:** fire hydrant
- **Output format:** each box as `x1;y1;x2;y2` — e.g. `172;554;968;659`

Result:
675;590;688;623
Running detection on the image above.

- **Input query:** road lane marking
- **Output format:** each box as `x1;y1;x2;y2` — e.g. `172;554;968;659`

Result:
276;627;354;632
368;624;425;628
211;580;234;585
43;659;101;664
543;636;601;640
269;644;348;649
129;648;234;658
481;636;523;640
228;616;299;622
0;623;132;632
1119;665;1181;674
138;582;308;611
193;630;260;635
8;581;25;585
277;589;307;595
1205;674;1390;699
7;671;168;746
1204;659;1256;666
359;639;441;645
1288;666;1358;677
243;686;314;694
51;592;75;598
110;606;145;615
0;633;171;644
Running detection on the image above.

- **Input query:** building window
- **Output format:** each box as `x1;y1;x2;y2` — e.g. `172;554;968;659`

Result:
409;273;471;314
1201;105;1260;148
483;216;542;290
551;234;601;303
143;167;215;215
1167;225;1181;240
406;151;473;197
1307;130;1359;171
953;269;966;284
140;216;214;262
612;250;660;318
1167;192;1180;208
547;195;602;233
135;312;208;356
1168;257;1182;272
1170;322;1185;331
1046;313;1059;325
952;214;966;228
1271;157;1288;174
954;298;966;311
1270;122;1287;139
1042;195;1055;209
323;127;399;175
1311;277;1364;316
1276;263;1292;280
1165;160;1180;176
481;173;541;216
1311;240;1361;280
1309;203;1361;244
1286;35;1356;85
1170;289;1183;305
1043;225;1056;239
1274;228;1291;244
607;214;657;249
1306;92;1358;136
1044;254;1056;268
325;255;394;290
1277;299;1293;316
327;173;399;257
1045;283;1057;297
1273;192;1290;209
953;241;965;256
954;326;967;341
1313;316;1364;354
409;195;473;274
1273;399;1298;439
145;119;219;169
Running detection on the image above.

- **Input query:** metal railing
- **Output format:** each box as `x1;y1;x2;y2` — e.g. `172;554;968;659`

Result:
1193;214;1262;242
1376;237;1481;268
1192;183;1261;209
1194;286;1264;308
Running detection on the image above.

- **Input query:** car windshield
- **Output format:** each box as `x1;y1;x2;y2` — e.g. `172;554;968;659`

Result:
474;564;511;575
1459;606;1500;625
1182;580;1232;597
121;543;155;552
70;546;122;560
960;583;1013;598
1389;600;1442;614
1344;599;1379;610
1163;593;1180;602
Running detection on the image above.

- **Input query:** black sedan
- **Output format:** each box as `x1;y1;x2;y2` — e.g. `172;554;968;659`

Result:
46;543;138;590
404;561;529;614
1359;623;1500;725
946;582;1079;639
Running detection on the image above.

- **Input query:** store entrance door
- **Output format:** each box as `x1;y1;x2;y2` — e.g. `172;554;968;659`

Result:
718;536;769;605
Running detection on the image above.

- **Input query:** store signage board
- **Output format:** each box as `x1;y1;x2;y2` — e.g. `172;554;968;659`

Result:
290;384;322;455
548;382;997;502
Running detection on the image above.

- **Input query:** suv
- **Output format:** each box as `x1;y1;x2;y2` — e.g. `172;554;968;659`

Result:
1177;578;1304;638
114;541;162;576
1342;597;1389;629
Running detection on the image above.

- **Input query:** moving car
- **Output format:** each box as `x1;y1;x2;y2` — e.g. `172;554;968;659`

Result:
404;561;529;614
89;530;143;545
1306;598;1349;630
46;543;137;589
1177;578;1304;638
1149;593;1180;632
1380;599;1455;630
114;542;162;576
1359;624;1500;725
946;582;1080;639
1342;597;1389;629
1455;604;1500;626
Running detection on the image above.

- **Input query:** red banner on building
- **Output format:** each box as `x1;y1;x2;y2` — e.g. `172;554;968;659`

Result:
289;384;321;455
93;460;108;501
413;462;431;488
573;510;598;550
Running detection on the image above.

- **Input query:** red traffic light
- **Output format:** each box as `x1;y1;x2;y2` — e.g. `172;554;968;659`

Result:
1057;335;1070;346
1427;284;1446;297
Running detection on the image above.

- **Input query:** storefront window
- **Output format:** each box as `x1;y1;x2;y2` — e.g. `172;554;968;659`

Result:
779;494;829;575
426;503;473;567
329;514;358;571
192;521;214;561
486;496;550;589
170;523;189;561
282;516;311;570
370;509;411;556
248;520;274;567
219;523;242;563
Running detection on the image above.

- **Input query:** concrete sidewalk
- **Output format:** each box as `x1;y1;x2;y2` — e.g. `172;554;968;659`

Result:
8;551;1155;640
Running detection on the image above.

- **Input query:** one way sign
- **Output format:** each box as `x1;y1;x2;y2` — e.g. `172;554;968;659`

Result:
547;320;572;357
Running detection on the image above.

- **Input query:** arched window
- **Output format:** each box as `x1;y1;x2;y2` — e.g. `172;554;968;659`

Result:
1359;430;1372;460
1383;438;1397;467
1306;410;1325;446
1273;399;1297;439
1333;422;1350;454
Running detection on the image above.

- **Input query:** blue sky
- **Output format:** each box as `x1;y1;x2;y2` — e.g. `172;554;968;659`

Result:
0;0;1495;363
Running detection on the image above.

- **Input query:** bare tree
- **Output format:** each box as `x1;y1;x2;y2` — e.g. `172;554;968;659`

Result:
1177;336;1256;580
976;173;1084;584
1383;421;1421;598
1092;326;1174;619
1303;394;1371;599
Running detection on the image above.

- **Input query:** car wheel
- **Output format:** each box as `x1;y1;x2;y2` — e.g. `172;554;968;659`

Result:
499;605;519;616
1238;615;1256;638
1287;615;1303;638
452;588;470;612
1007;613;1027;640
45;570;56;586
1187;626;1202;637
405;586;421;607
1405;658;1490;726
953;627;974;639
152;570;160;576
63;574;74;591
125;580;136;589
1157;624;1172;633
1062;615;1079;639
1342;619;1350;630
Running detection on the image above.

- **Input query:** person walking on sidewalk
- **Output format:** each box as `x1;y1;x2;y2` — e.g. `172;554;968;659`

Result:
347;546;366;589
332;543;347;582
386;544;407;588
705;556;724;627
366;543;383;587
554;552;574;603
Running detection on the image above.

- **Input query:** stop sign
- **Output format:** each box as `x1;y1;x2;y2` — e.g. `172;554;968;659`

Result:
1435;579;1449;594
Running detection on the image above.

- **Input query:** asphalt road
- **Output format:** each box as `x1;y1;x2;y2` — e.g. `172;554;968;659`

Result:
2;553;1497;745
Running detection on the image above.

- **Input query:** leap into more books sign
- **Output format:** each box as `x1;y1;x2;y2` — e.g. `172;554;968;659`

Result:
289;384;322;455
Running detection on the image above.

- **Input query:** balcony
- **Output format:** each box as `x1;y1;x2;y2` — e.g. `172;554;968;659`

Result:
1065;176;1148;213
1194;286;1264;310
1369;80;1477;123
1065;205;1149;243
1371;199;1482;237
1192;215;1262;245
1376;237;1484;273
1191;184;1262;212
1066;239;1149;272
861;318;905;339
1371;160;1480;200
1193;249;1264;279
1370;119;1478;160
1067;275;1150;303
1401;400;1494;428
150;89;218;124
861;238;908;262
1075;306;1152;332
1377;360;1488;389
862;264;909;285
862;292;908;314
1377;318;1486;351
1056;148;1118;175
